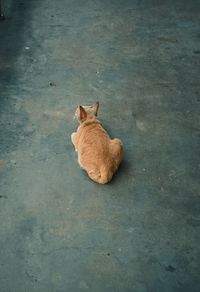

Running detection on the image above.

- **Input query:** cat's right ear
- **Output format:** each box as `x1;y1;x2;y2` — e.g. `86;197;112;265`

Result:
93;101;99;116
79;105;87;121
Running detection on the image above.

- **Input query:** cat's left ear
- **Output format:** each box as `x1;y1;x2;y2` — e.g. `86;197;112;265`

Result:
79;105;87;121
93;101;99;116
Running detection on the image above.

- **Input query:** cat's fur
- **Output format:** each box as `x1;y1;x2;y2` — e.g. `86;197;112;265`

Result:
71;102;123;184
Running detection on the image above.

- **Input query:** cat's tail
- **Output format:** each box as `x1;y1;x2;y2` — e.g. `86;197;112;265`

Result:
88;168;112;184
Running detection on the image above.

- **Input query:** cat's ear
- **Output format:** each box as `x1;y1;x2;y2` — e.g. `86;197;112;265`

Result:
79;105;87;121
93;101;99;116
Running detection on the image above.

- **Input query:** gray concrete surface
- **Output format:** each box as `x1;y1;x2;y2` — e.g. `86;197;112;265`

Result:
0;0;200;291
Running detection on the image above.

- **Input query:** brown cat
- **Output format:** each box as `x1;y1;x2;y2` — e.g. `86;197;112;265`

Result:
71;102;123;184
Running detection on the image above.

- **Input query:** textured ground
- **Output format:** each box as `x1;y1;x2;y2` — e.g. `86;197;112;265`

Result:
0;0;200;291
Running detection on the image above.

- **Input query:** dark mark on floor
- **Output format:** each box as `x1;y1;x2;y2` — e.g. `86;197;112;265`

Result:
165;265;176;272
0;195;8;199
49;82;56;86
187;217;200;227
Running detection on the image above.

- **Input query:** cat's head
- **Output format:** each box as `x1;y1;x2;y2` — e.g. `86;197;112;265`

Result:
75;101;99;123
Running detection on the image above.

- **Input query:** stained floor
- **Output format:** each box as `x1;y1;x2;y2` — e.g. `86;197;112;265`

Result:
0;0;200;291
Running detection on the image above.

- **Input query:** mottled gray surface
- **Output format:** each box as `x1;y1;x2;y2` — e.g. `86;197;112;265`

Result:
0;0;200;291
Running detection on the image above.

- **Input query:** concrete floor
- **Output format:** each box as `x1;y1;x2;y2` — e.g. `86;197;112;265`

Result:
0;0;200;291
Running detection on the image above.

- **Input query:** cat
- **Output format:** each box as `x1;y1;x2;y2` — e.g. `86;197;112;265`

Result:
71;102;123;184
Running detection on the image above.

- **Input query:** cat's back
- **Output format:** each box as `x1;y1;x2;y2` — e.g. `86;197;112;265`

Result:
77;120;115;184
76;118;110;153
